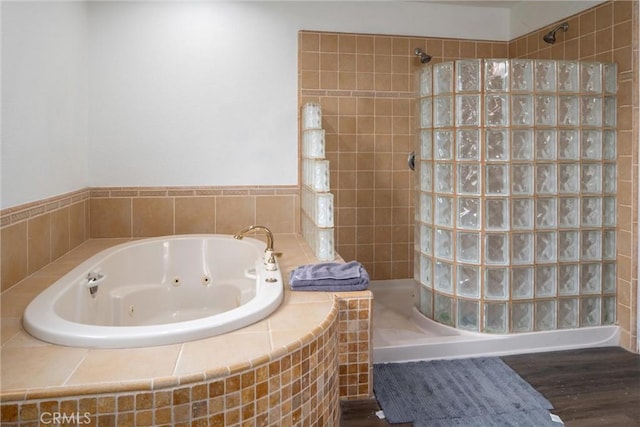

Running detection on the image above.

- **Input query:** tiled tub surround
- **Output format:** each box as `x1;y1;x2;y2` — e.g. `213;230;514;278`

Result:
0;186;300;292
415;59;617;333
0;189;91;292
0;235;373;425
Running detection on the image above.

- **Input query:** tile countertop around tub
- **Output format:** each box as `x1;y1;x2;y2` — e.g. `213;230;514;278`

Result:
0;233;369;401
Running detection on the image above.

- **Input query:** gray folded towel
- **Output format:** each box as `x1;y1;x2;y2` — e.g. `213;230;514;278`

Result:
289;261;369;291
290;282;369;292
292;261;363;281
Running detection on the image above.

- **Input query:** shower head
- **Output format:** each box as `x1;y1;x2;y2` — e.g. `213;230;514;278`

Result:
543;22;569;44
414;48;432;64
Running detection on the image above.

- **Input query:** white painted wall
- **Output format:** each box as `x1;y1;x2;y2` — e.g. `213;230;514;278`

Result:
1;1;88;208
86;1;510;188
2;1;601;208
509;1;605;39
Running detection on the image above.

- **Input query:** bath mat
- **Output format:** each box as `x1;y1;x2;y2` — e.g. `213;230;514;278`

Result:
373;357;559;426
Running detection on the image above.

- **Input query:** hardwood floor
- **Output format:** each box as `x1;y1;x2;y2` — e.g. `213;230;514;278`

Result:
503;347;640;426
340;347;640;427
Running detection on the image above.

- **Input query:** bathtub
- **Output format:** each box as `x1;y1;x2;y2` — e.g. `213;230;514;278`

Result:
23;234;283;348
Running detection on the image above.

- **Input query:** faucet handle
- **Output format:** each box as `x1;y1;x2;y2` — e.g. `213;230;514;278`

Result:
264;249;278;271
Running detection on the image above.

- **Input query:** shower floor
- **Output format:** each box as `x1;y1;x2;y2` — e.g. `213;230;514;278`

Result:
371;279;620;363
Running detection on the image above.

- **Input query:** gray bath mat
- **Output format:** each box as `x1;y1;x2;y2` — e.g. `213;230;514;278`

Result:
373;357;559;426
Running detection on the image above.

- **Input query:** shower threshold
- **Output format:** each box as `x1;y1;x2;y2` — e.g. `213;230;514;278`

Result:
372;279;620;363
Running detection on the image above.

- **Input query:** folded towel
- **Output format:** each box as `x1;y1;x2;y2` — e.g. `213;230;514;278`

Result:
289;261;369;291
292;261;363;281
290;282;369;292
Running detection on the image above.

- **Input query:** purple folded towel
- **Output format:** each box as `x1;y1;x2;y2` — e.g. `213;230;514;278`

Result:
289;261;369;291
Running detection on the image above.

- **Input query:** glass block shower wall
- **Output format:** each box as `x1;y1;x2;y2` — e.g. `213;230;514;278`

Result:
414;59;617;333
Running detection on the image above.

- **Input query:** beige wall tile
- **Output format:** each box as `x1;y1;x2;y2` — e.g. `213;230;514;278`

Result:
375;73;393;91
90;198;132;238
301;70;320;89
392;261;410;279
320;33;338;52
320;70;338;89
595;2;613;30
255;195;295;234
356;72;374;90
337;226;356;245
216;196;256;234
338;69;356;89
595;27;613;54
175;197;216;235
477;42;493;58
580;32;596;58
339;55;357;75
374;55;391;74
300;32;319;52
51;207;70;261
459;41;475;58
374;262;392;280
132;198;174;237
336;207;356;227
580;9;596;33
492;43;509;57
336;244;358;264
320;52;338;71
443;40;460;58
28;214;51;275
300;51;319;70
1;222;28;291
69;201;87;249
356;36;374;54
338;34;357;53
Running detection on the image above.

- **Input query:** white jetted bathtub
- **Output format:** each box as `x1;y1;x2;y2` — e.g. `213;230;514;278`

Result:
23;235;283;348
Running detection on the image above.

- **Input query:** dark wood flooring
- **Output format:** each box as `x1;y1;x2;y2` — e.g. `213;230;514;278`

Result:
340;347;640;427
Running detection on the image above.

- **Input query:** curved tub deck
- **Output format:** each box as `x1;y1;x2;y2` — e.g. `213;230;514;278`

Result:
0;234;373;426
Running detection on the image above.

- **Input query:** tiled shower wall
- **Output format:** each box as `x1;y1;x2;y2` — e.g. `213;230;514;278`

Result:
508;0;638;353
299;0;637;350
298;31;508;280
